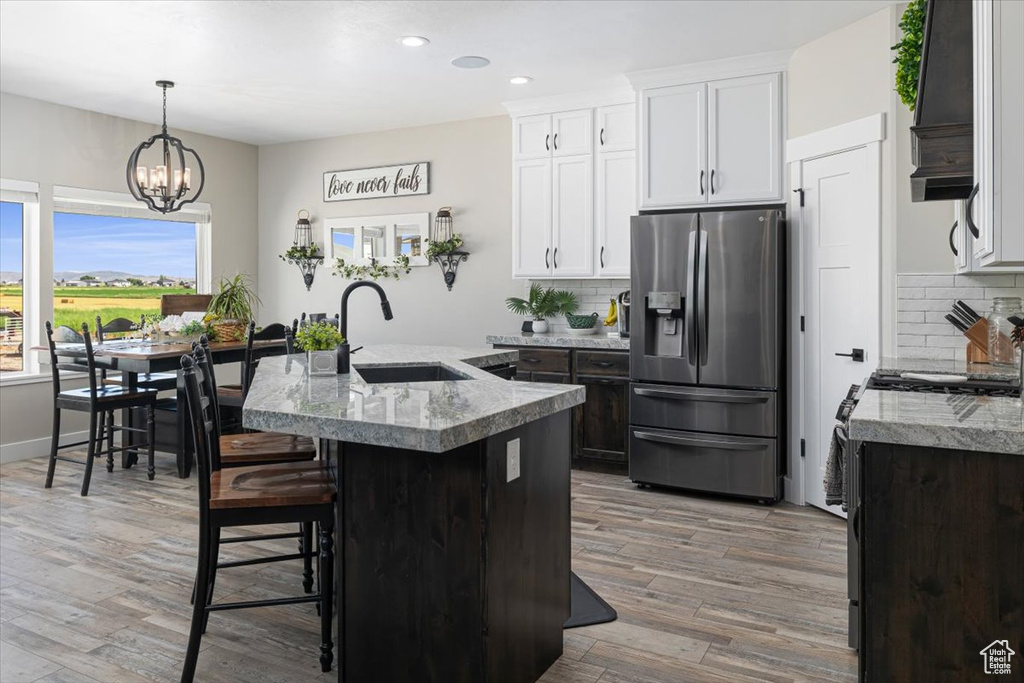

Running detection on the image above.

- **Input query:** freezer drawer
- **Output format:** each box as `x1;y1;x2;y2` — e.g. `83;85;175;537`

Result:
629;426;779;500
630;383;777;437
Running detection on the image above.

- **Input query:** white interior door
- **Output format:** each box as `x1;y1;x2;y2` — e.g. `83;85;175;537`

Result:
551;154;593;277
802;145;879;516
707;73;782;203
512;158;552;277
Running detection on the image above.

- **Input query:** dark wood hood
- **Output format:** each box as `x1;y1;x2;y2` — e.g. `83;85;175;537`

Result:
910;0;974;202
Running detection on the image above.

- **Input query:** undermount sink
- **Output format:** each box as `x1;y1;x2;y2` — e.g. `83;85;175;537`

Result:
354;364;472;384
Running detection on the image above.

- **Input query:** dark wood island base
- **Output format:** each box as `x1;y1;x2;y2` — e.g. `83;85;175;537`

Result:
330;410;572;683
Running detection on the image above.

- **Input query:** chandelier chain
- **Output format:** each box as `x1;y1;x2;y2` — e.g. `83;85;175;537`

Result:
161;84;168;135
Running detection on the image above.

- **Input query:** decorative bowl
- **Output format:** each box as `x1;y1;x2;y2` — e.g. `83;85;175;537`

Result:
568;327;596;336
566;313;599;329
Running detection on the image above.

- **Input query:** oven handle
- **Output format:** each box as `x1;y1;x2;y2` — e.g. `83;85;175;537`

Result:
633;387;770;403
632;430;767;451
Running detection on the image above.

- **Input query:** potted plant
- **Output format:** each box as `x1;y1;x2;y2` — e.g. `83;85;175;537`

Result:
206;274;259;341
505;283;578;334
294;320;346;376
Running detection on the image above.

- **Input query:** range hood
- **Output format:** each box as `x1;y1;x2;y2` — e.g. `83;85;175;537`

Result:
910;0;973;202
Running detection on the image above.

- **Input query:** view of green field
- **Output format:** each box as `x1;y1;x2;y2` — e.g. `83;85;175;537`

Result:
0;285;196;331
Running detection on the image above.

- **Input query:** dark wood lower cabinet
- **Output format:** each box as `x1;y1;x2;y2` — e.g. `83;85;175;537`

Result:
860;442;1024;682
495;345;629;470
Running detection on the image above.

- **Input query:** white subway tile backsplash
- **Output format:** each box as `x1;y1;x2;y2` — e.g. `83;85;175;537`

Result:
896;272;1021;359
526;278;627;333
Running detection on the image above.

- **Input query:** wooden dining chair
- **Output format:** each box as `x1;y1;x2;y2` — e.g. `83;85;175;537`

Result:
178;352;335;682
44;322;158;496
96;315;177;391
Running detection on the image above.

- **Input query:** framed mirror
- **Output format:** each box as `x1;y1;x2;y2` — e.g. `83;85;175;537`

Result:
324;213;430;265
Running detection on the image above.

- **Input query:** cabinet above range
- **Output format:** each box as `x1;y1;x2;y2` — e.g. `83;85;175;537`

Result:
628;52;789;211
506;91;637;279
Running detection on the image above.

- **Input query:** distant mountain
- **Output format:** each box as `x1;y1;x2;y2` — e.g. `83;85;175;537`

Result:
52;271;192;283
0;271;22;282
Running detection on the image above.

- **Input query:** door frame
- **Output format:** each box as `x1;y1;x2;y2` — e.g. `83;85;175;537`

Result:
785;113;886;507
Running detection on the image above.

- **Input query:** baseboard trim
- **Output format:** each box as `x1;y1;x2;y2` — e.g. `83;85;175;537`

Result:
0;431;89;464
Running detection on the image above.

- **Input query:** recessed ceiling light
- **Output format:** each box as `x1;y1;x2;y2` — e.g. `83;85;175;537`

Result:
399;36;429;47
509;76;533;85
451;56;490;69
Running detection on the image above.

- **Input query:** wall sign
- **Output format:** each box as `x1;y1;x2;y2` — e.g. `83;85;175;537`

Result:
323;162;430;202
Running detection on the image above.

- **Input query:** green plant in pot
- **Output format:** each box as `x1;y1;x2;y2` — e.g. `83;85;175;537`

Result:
294;320;346;376
206;274;260;341
505;283;578;334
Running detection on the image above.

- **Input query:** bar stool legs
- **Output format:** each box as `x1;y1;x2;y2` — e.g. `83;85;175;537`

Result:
45;408;61;488
81;411;99;497
105;411;115;473
302;522;314;593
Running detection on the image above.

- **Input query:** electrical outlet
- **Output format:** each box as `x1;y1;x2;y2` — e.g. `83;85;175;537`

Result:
506;438;521;482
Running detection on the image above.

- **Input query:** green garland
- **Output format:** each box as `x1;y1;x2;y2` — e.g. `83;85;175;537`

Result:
332;254;411;281
425;233;464;260
279;244;323;263
892;0;927;111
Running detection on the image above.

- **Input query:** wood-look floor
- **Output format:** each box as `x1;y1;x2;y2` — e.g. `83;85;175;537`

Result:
0;456;855;682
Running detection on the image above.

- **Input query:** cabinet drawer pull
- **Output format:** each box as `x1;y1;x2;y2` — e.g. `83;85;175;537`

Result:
553;248;558;269
590;360;614;367
553;133;558;150
520;358;541;364
710;169;716;195
700;170;704;196
966;184;979;238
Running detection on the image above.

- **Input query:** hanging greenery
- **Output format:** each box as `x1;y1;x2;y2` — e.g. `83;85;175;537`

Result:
332;254;411;281
892;0;927;111
425;233;464;259
279;244;323;262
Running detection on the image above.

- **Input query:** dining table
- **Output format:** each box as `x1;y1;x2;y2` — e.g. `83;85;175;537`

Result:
37;337;287;478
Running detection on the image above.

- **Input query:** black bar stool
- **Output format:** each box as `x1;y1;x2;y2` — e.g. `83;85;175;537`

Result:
44;322;158;496
178;352;335;682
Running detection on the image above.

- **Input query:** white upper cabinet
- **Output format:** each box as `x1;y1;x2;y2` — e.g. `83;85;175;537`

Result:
596;150;636;277
514;114;552;160
635;65;784;210
513;158;553;277
597;103;636;152
707;73;782;204
509;94;635;279
552;155;594;276
552;110;593;157
972;0;1024;267
641;83;706;208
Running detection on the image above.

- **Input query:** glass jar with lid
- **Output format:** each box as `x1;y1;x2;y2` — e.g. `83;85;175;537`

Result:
987;296;1023;367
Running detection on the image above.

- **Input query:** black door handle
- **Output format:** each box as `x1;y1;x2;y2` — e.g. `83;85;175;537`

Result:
544;247;550;269
835;348;865;362
710;169;716;195
600;246;605;268
966;184;980;238
544;134;550;151
948;221;959;257
699;170;704;196
600;128;605;146
553;248;558;269
553;133;558;150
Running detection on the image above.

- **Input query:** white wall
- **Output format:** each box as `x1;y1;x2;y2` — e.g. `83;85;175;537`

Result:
258;116;523;346
0;92;258;457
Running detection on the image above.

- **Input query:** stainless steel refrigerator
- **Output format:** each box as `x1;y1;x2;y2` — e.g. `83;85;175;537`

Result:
629;207;784;502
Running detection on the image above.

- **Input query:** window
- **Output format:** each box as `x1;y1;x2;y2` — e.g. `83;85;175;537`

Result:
0;200;25;373
52;186;212;334
52;213;199;331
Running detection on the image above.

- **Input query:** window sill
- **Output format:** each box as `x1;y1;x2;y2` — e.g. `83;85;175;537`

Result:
0;372;49;387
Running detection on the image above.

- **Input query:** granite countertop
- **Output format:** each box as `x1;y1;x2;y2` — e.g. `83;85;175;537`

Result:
876;356;1020;382
849;389;1023;455
242;345;585;453
486;332;630;351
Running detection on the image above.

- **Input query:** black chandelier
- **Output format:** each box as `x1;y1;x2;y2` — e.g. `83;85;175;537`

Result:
126;80;205;214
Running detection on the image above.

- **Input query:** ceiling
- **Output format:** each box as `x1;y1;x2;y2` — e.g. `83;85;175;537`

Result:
0;0;896;145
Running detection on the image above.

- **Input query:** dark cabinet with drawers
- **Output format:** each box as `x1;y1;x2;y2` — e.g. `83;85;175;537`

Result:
496;345;629;469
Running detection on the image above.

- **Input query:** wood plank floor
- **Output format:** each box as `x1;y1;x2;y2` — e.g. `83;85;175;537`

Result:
0;456;856;682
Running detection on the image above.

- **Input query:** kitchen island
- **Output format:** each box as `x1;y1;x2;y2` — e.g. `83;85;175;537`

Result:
848;388;1023;681
243;345;585;683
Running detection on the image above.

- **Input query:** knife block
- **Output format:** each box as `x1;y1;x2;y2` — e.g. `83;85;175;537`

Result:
964;319;989;364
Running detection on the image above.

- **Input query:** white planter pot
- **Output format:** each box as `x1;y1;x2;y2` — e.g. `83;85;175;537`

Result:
532;319;549;334
308;350;338;376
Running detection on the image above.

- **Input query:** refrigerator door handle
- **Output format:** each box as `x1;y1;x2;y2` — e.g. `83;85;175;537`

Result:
686;229;698;366
697;230;709;366
633;387;771;404
633;430;768;451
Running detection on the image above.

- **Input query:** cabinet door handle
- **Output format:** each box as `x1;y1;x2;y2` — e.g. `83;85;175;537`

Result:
545;247;550;269
600;246;605;268
553;248;559;269
600;128;605;146
521;357;541;364
633;430;767;451
948;221;959;257
553;133;558;150
710;169;716;195
835;348;865;362
699;170;704;196
544;134;550;151
966;184;980;238
590;360;614;367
